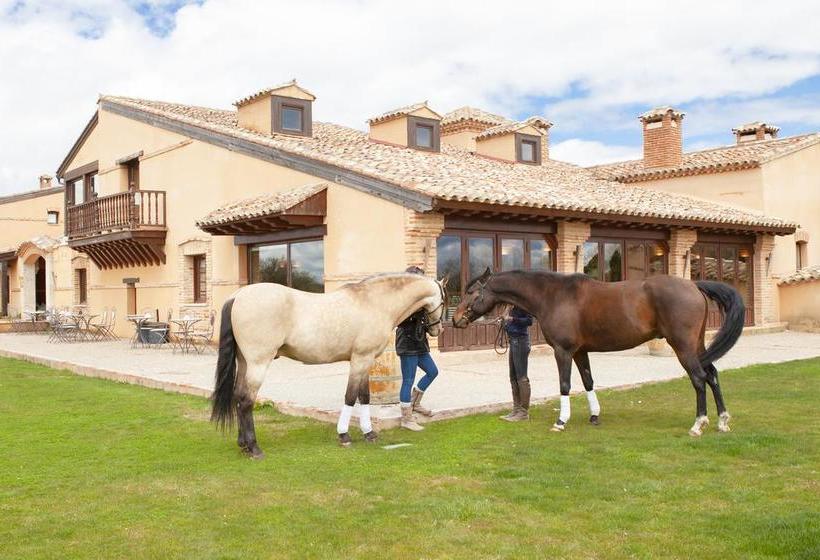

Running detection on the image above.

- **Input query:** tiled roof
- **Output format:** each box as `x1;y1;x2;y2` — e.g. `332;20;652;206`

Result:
99;95;796;231
367;101;440;125
639;106;685;122
233;80;316;107
732;121;780;135
590;133;820;183
779;265;820;285
441;106;511;128
475;116;553;140
196;183;326;228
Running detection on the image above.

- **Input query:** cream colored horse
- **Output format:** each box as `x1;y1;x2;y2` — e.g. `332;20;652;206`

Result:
211;273;446;457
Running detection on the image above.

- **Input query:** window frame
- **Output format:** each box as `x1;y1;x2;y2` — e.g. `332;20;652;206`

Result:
407;116;441;152
77;268;88;305
583;236;669;282
271;96;312;137
515;133;542;165
47;210;59;225
248;236;324;292
64;161;99;206
192;254;207;304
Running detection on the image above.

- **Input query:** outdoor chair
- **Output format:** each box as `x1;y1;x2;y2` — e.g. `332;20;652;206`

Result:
89;308;117;341
189;309;217;353
47;312;79;343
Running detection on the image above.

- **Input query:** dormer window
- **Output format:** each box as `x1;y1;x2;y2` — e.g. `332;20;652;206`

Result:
273;96;312;137
281;105;304;132
407;116;440;152
516;133;541;165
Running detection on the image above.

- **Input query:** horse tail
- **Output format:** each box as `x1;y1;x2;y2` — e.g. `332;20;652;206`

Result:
210;297;237;429
696;280;745;367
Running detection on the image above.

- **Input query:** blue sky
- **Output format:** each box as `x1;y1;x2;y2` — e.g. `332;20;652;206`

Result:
1;0;819;193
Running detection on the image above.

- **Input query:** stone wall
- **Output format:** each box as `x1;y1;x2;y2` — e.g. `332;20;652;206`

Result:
555;221;591;273
667;228;697;278
754;234;777;324
404;210;444;277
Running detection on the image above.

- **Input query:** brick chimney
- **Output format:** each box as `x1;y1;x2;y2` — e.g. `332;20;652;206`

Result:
38;174;53;190
732;122;779;144
639;107;685;168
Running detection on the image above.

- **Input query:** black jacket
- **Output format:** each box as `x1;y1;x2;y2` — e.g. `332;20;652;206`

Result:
396;309;431;356
504;307;533;339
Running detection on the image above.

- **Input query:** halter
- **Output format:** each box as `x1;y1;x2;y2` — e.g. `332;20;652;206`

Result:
461;279;488;323
425;280;447;328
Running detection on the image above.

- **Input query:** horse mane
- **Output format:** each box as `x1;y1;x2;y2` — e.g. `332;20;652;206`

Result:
467;269;575;292
343;272;433;292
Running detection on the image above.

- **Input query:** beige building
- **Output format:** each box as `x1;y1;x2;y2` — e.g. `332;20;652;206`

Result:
591;109;820;327
0;83;797;349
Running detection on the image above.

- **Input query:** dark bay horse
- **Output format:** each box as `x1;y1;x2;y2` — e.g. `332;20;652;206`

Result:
452;269;745;436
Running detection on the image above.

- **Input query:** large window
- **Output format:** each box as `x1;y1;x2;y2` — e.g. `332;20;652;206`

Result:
690;242;753;316
249;239;324;293
583;238;667;281
437;230;554;320
66;170;98;205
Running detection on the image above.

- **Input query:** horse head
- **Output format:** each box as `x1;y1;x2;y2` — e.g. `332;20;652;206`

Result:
423;275;448;337
452;267;495;328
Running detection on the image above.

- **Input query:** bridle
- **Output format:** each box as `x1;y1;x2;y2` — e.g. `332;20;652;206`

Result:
461;279;488;324
424;280;447;329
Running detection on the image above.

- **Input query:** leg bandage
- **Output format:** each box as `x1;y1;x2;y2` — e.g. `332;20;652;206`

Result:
586;390;601;416
559;395;571;423
359;404;372;433
336;404;353;434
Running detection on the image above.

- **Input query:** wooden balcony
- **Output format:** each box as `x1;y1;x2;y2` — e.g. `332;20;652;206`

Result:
66;190;167;269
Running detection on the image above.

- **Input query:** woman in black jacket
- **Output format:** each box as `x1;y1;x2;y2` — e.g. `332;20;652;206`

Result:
396;266;440;431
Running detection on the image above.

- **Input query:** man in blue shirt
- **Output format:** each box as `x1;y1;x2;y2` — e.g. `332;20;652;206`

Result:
501;306;533;422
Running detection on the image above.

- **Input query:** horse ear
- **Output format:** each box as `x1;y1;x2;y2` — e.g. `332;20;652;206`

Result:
439;273;450;289
480;267;492;284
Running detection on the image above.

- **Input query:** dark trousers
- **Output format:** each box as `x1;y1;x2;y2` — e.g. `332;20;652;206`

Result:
508;336;531;409
509;336;530;380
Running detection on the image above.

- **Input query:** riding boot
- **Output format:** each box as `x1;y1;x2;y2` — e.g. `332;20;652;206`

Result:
400;404;424;431
499;377;521;419
411;387;433;417
503;377;531;422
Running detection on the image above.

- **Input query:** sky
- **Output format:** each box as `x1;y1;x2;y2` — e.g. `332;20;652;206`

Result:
1;0;819;195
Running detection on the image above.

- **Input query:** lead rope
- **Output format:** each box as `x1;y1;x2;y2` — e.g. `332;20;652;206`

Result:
494;317;509;355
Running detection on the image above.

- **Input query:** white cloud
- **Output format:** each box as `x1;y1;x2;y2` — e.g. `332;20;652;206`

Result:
0;0;819;193
550;139;641;167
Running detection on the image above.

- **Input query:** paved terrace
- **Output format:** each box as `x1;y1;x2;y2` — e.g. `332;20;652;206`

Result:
1;331;819;429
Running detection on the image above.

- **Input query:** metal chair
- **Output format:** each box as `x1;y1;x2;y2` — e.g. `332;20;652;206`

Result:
190;309;217;353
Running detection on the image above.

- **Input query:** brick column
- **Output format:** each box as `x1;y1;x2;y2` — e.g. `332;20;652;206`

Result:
667;228;697;278
555;221;591;273
753;233;777;325
404;210;445;278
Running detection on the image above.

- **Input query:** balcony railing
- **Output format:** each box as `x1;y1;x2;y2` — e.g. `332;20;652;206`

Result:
66;190;166;239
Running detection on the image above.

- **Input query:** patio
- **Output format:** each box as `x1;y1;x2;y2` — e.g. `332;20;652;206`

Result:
1;330;820;428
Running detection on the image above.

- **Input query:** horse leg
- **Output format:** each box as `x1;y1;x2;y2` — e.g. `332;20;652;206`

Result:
670;342;710;437
573;351;600;425
336;355;373;447
357;370;378;443
235;357;267;459
551;348;574;432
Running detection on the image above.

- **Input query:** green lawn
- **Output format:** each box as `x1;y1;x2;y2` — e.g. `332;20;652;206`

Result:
0;357;818;560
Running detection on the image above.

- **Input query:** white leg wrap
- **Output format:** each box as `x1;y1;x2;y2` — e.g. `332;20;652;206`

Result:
559;395;571;423
336;404;353;434
359;404;372;434
586;390;601;416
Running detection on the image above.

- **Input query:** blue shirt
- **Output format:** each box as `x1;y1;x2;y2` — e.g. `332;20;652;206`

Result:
505;307;533;338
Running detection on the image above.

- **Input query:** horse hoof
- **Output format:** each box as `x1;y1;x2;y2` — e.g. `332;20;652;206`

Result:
364;431;378;443
551;421;566;432
249;450;265;460
338;433;353;447
589;415;600;426
688;428;703;437
718;412;732;433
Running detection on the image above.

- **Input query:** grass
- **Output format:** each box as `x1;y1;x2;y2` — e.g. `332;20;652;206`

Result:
0;357;818;560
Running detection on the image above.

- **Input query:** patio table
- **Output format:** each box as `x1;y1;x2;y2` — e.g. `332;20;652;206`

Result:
172;318;201;354
127;314;153;348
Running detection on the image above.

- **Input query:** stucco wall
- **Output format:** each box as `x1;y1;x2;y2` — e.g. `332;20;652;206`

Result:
779;281;820;329
761;143;820;273
0;189;65;246
637;167;765;213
